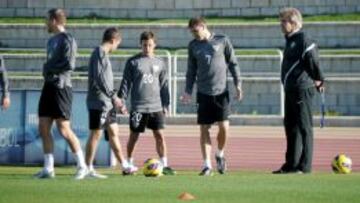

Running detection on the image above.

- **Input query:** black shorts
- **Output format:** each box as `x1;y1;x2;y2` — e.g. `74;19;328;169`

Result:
129;111;165;133
89;109;117;130
197;91;230;124
38;82;72;120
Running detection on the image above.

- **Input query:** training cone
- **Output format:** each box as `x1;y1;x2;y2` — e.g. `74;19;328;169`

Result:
178;192;196;201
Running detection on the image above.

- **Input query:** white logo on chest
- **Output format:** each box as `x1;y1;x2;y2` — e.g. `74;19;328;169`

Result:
152;65;160;73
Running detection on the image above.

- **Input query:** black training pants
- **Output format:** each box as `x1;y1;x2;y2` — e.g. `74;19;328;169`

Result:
283;87;315;173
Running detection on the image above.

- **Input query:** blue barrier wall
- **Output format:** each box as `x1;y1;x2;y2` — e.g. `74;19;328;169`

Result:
0;89;111;166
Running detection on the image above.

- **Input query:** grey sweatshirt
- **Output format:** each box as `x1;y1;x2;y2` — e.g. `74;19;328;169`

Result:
43;32;77;88
0;56;9;98
185;33;241;96
87;46;117;111
117;53;169;113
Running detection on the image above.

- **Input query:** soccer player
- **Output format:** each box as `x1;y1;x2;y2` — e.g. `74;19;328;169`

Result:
273;8;325;174
117;31;175;175
34;8;87;179
0;56;10;110
181;17;242;176
85;27;133;178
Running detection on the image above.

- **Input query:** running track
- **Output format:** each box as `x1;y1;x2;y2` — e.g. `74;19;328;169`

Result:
117;126;360;172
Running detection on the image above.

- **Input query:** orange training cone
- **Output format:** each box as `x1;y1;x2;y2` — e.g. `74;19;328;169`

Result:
178;192;196;201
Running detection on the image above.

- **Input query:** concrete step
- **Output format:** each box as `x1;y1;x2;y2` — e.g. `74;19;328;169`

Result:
2;52;360;74
1;22;359;48
0;0;358;18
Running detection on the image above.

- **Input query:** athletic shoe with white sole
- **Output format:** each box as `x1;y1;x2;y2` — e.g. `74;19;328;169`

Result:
87;170;108;179
74;167;88;180
199;167;213;176
122;165;138;176
215;155;227;174
34;169;55;179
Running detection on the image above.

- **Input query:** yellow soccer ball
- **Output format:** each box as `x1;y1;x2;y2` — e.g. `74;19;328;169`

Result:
331;154;352;174
143;158;163;177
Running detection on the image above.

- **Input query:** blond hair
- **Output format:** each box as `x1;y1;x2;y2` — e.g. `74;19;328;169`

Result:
279;7;303;29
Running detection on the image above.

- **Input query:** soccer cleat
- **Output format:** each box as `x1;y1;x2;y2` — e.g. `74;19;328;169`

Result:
272;169;287;174
199;167;213;176
122;165;138;176
272;169;303;174
74;167;88;180
87;170;108;179
162;166;176;175
34;169;55;179
215;155;227;174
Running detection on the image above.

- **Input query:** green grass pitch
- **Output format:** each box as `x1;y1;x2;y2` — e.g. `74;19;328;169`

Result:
0;166;359;203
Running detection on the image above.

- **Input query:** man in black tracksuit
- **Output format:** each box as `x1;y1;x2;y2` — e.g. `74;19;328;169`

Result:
273;8;325;174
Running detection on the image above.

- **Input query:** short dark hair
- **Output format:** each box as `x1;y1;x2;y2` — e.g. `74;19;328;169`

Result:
140;31;156;43
188;17;206;28
102;27;121;43
48;8;66;25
